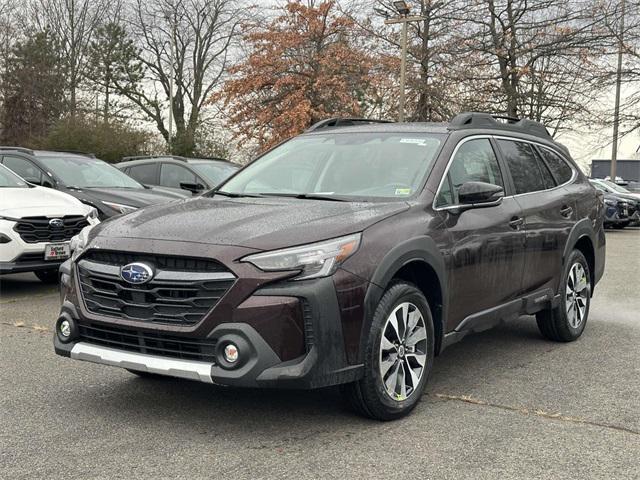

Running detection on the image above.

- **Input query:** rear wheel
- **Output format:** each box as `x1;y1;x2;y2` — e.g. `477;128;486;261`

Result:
341;281;434;421
34;269;58;283
536;249;590;342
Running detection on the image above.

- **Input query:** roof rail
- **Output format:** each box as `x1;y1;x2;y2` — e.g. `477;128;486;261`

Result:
449;112;551;140
120;155;187;162
0;146;34;155
46;150;96;158
306;117;394;132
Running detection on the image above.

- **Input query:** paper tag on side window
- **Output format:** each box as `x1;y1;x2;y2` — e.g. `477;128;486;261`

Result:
395;188;412;196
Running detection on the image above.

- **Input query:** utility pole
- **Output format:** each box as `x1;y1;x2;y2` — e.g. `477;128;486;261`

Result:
611;0;625;181
167;5;176;154
384;2;425;122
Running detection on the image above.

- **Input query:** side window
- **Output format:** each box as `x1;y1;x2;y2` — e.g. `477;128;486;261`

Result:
539;147;574;185
534;151;556;189
498;140;547;194
3;156;42;183
160;163;196;188
436;138;503;207
128;163;158;185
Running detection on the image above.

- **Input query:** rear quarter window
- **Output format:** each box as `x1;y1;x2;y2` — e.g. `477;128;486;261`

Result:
539;147;574;185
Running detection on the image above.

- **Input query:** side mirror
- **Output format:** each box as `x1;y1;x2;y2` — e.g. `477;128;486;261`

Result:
458;181;504;207
180;182;205;194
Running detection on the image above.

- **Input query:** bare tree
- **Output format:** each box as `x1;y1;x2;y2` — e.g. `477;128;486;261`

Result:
119;0;244;155
462;0;616;133
347;0;494;122
30;0;106;115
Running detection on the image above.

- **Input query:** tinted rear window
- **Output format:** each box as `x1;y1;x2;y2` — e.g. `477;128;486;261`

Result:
128;163;158;184
498;140;548;194
539;147;573;185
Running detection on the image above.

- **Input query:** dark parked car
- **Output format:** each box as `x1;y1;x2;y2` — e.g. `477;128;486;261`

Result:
0;148;185;218
54;113;605;420
117;156;239;195
590;179;638;228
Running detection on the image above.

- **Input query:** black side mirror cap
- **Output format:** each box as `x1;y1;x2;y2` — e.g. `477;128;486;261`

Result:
179;182;205;193
457;181;504;209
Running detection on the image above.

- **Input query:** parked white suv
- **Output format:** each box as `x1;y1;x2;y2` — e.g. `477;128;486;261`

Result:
0;164;99;282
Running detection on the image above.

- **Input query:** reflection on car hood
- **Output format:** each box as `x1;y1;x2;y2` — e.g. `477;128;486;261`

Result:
63;187;178;208
93;196;409;250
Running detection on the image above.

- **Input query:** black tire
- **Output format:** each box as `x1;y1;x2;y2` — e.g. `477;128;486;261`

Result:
613;224;626;229
34;269;59;283
536;249;591;342
341;281;435;421
126;369;166;379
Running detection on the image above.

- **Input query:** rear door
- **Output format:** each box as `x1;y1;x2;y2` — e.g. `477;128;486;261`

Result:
435;137;526;331
496;138;574;295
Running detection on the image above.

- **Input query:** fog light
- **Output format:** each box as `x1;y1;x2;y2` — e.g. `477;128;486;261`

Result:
224;343;239;363
59;319;71;338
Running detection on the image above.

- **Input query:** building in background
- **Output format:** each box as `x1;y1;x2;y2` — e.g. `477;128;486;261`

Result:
590;159;640;182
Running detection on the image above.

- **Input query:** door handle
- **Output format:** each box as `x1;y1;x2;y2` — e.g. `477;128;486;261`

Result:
560;205;573;218
509;216;524;230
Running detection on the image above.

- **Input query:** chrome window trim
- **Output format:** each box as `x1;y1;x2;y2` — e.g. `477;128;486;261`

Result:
433;134;578;211
432;135;495;211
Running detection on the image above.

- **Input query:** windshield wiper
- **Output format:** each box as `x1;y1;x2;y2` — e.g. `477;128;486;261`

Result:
259;193;348;202
209;190;264;198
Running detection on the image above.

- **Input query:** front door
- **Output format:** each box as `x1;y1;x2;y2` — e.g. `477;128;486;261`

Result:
435;137;526;331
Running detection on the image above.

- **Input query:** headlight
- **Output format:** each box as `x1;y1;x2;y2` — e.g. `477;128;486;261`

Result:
604;199;616;206
102;201;138;215
70;224;96;261
241;233;361;280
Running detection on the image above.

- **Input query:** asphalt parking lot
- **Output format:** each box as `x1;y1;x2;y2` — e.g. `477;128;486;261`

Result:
1;228;639;479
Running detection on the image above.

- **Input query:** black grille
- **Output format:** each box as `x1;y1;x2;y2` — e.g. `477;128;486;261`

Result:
78;323;217;362
83;250;227;272
77;253;235;326
14;215;88;243
14;252;46;263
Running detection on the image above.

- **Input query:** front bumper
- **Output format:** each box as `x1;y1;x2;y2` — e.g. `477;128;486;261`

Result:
55;273;365;389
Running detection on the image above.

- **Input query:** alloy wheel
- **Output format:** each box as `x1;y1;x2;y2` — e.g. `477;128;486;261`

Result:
566;263;589;329
379;302;428;401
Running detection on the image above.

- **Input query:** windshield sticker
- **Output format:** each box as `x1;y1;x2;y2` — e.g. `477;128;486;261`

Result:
399;138;428;145
395;188;412;196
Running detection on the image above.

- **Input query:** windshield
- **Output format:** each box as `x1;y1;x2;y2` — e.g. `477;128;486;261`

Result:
39;156;143;188
218;132;444;200
603;180;631;194
191;162;239;185
0;164;29;188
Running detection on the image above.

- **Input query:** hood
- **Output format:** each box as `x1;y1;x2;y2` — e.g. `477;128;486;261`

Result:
613;192;640;204
63;187;178;208
0;186;91;218
604;192;636;204
94;196;409;250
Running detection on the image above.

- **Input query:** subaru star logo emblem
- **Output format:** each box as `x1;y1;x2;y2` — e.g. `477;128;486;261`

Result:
49;218;64;228
120;262;154;284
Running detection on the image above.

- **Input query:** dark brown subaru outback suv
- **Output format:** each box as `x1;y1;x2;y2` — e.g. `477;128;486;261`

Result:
54;113;605;420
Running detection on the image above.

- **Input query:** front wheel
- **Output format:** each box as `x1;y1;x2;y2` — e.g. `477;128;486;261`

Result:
341;281;434;421
536;249;591;342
